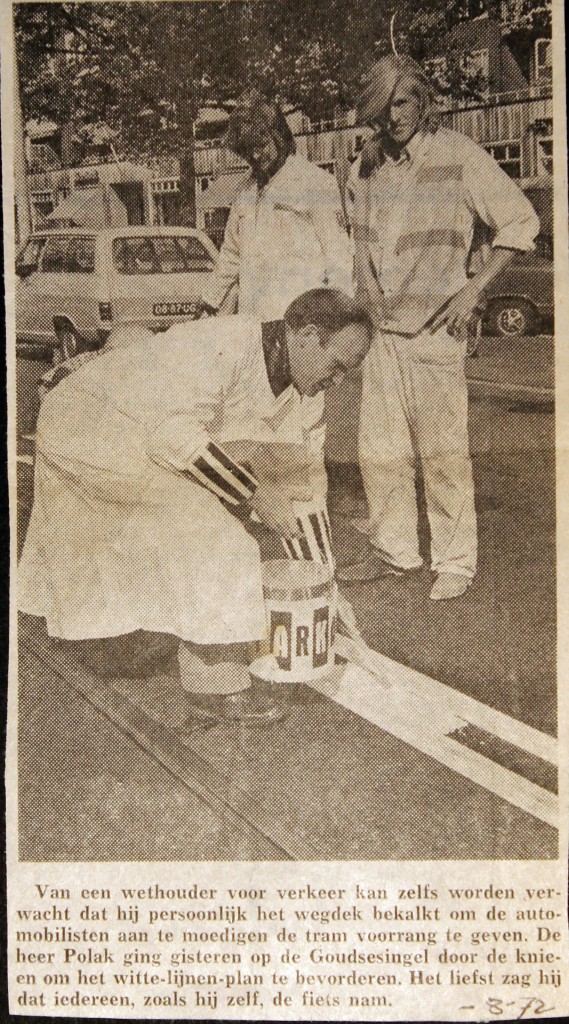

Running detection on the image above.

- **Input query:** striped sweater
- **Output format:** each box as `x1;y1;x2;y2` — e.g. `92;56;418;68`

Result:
348;128;539;335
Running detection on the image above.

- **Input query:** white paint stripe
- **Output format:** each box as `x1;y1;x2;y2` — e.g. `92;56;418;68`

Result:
21;433;35;442
313;653;558;828
318;510;335;568
468;377;552;398
17;454;34;466
372;649;557;766
290;537;304;560
282;538;293;559
332;639;461;727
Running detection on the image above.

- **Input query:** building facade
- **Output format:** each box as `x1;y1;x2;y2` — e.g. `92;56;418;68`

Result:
23;13;552;244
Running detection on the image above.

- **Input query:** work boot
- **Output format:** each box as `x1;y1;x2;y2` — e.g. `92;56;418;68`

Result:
182;687;288;726
430;573;471;601
336;550;418;584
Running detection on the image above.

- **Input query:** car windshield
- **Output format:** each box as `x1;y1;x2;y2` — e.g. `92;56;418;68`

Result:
112;235;214;274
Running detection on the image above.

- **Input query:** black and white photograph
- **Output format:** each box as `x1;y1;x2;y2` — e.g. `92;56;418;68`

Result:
9;0;561;866
5;1;569;1019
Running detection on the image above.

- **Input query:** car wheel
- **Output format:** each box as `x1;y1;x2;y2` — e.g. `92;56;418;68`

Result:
487;299;537;337
52;320;81;365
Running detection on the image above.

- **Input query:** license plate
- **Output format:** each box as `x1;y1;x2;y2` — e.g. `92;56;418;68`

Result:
153;302;199;316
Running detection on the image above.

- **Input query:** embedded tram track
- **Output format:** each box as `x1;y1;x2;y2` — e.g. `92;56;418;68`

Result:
24;625;330;862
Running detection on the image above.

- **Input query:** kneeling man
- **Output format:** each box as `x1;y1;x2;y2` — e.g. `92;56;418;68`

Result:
19;290;371;722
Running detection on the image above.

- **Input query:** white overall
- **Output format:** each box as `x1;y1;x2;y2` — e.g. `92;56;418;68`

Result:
19;318;326;643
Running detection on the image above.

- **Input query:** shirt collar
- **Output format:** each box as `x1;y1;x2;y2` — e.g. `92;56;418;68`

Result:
256;154;293;194
404;131;424;163
261;320;292;397
384;130;425;166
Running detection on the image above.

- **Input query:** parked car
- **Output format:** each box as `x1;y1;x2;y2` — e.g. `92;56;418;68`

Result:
483;234;553;337
15;225;219;361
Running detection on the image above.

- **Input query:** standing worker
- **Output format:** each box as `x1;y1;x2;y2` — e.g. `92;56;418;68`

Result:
202;90;353;321
201;90;354;536
339;55;539;599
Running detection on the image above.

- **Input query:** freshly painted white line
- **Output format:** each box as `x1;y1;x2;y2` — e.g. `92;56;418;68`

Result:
312;653;558;828
335;640;556;765
16;454;34;465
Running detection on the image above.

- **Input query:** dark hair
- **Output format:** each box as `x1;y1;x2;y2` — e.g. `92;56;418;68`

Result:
284;289;373;342
225;91;296;161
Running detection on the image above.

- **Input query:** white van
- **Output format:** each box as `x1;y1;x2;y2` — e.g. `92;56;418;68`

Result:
16;225;219;359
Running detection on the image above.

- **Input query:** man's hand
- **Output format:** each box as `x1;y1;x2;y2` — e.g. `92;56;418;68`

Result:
430;248;516;336
248;481;312;539
430;280;486;336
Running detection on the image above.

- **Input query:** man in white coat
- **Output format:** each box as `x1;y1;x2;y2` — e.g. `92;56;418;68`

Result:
19;289;371;723
202;90;353;321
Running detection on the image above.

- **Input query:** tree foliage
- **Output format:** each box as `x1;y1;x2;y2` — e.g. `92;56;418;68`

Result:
15;0;551;222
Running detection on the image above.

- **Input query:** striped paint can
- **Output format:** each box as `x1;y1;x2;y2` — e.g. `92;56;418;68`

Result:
253;559;337;684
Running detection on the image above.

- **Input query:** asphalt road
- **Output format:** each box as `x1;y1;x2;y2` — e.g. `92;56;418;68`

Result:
14;334;558;860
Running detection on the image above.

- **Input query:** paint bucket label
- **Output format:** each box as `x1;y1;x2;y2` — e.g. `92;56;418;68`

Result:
261;559;336;683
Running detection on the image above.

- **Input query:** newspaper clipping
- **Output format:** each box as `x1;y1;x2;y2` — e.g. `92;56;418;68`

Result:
3;0;569;1019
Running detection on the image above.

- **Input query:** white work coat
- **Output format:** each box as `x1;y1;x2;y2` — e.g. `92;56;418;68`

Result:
18;317;326;643
204;155;353;320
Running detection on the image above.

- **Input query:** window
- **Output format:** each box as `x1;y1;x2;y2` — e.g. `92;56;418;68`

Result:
112;235;214;274
152;237;187;274
113;237;158;274
462;48;489;94
485;141;521;179
177;235;216;271
534;38;552;82
64;236;96;273
537;137;553;175
425;56;448;88
16;237;46;273
39;235;95;273
31;195;54;229
204;209;229;249
199;176;212;192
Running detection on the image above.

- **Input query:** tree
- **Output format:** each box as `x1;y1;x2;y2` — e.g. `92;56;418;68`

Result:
16;0;551;221
16;2;245;224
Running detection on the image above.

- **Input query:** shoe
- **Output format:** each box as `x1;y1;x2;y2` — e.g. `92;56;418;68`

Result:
182;688;288;725
336;551;412;584
430;573;471;601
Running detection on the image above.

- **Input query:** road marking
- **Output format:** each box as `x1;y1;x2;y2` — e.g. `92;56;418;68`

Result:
16;454;34;465
467;377;553;403
314;645;558;829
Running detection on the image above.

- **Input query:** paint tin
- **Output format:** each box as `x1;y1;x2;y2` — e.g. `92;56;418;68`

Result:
253;559;337;683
